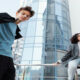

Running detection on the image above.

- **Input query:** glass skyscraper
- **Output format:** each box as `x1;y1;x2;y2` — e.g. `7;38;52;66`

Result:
42;0;72;80
13;0;72;80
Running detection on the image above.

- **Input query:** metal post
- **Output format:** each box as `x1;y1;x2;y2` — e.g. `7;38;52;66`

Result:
22;66;26;80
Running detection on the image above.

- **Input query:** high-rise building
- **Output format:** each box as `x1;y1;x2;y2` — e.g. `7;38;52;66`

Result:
42;0;72;80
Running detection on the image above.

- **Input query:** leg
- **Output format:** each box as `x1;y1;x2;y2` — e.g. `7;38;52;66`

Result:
68;59;79;80
3;57;15;80
0;55;9;80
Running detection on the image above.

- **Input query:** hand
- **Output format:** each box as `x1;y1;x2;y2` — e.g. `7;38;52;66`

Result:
56;61;61;64
52;62;61;66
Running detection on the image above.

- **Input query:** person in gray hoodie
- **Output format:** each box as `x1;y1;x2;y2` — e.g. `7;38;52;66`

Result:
0;6;35;80
53;33;80;80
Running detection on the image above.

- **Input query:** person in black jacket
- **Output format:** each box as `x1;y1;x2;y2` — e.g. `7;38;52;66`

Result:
53;33;80;80
0;6;34;80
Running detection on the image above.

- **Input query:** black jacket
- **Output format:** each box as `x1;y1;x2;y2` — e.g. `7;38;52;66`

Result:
0;13;22;39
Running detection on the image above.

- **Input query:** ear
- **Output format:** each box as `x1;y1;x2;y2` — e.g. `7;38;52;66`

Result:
16;12;18;15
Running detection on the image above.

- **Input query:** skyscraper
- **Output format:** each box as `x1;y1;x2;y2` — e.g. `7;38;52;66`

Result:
42;0;72;80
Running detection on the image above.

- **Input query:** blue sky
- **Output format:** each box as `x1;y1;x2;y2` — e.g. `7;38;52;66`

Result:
0;0;20;17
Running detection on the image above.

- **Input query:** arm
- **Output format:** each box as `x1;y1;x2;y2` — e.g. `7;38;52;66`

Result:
52;45;73;66
61;45;72;63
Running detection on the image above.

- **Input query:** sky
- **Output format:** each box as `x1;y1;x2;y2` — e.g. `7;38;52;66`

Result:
0;0;80;35
68;0;80;35
0;0;20;17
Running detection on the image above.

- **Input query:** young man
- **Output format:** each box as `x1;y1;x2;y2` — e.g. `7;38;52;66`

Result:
0;6;34;80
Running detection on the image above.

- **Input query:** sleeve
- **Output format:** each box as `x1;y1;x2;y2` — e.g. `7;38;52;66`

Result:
57;60;62;64
61;45;73;62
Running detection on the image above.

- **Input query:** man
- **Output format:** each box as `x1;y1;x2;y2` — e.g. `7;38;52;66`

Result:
0;6;35;80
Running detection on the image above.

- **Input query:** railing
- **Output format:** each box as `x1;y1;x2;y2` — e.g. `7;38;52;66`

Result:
15;63;54;66
15;63;80;80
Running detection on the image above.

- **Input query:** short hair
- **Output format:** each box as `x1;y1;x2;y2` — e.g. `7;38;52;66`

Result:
70;33;80;44
17;6;35;17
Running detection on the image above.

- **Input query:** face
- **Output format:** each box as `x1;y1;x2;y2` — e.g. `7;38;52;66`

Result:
77;34;80;41
16;10;31;22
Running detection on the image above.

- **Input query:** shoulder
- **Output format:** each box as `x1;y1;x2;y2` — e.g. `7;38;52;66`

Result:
0;12;15;23
70;43;78;50
0;12;12;18
67;44;74;51
0;12;9;16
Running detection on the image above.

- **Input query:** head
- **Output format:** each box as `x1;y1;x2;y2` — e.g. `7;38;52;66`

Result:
16;6;35;22
70;33;80;44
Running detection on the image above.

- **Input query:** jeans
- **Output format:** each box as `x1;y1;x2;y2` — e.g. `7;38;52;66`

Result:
68;58;80;80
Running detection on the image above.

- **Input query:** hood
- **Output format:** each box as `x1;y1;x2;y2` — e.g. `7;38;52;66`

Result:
0;13;15;23
0;13;22;39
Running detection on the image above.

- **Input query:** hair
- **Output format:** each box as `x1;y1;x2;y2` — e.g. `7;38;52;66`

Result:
70;33;80;44
17;6;35;17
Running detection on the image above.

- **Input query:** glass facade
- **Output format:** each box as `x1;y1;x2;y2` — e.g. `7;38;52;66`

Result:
14;0;47;80
13;0;72;80
43;0;72;80
55;0;71;50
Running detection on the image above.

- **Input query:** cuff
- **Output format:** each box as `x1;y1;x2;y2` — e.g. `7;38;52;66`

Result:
57;60;62;64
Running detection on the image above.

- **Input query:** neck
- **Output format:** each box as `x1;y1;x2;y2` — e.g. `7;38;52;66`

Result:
15;19;22;24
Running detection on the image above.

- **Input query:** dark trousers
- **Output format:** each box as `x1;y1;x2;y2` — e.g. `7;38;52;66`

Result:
0;55;15;80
